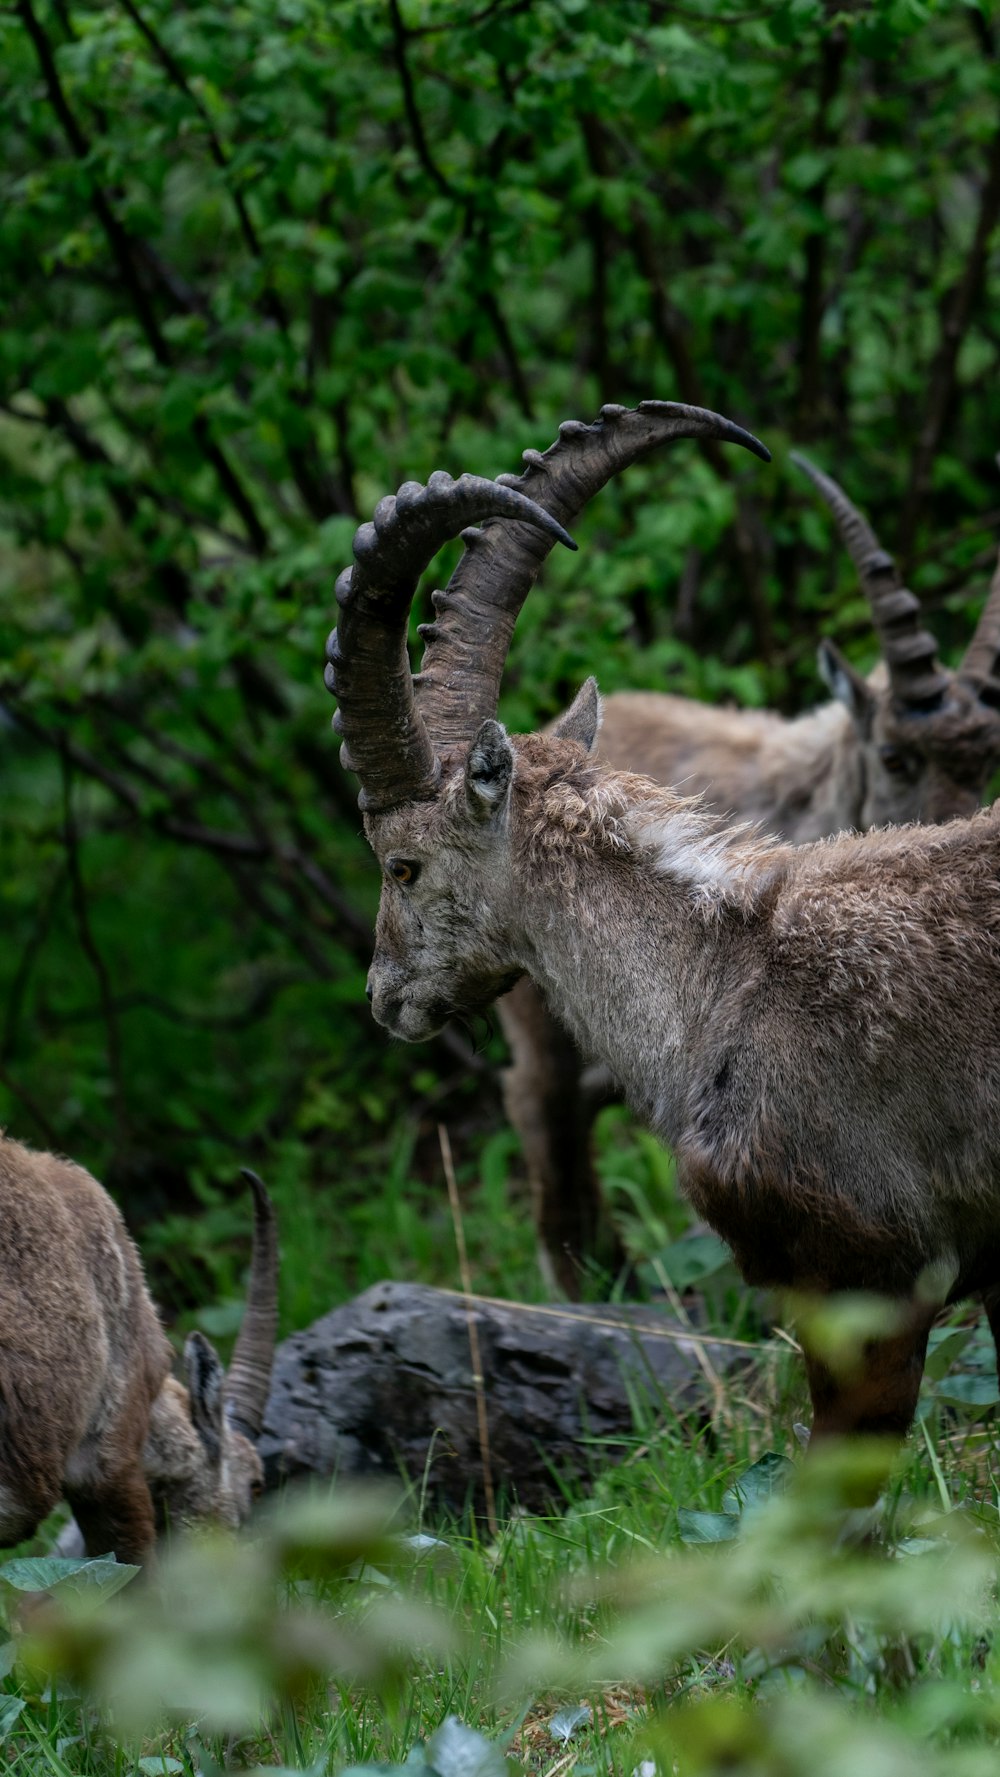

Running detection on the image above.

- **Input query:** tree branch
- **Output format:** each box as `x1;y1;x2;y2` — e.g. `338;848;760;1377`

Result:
18;0;270;554
1;865;66;1066
794;24;848;437
388;0;461;201
900;113;1000;555
0;1065;61;1151
628;205;773;659
580;114;615;402
60;748;129;1138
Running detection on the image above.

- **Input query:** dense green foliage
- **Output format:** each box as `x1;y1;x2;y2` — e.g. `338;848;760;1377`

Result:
4;0;1000;1308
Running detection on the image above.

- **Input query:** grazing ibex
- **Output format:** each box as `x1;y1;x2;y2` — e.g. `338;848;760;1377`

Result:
0;1139;277;1564
325;400;1000;1447
499;450;1000;1292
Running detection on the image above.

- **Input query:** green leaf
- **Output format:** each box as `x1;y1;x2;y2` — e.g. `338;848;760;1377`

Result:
652;1233;733;1290
933;1372;1000;1408
425;1717;509;1777
549;1705;592;1743
0;1554;139;1600
0;1696;25;1735
924;1326;974;1379
677;1509;740;1544
721;1453;795;1516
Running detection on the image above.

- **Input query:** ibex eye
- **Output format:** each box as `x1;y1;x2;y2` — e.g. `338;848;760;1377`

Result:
387;858;420;885
880;747;909;776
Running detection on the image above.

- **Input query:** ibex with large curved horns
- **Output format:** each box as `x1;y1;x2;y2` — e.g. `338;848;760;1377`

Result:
499;452;1000;1292
0;1142;278;1564
327;401;1000;1449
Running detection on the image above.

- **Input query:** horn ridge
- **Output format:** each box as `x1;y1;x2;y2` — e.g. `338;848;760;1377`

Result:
792;450;950;713
327;473;577;813
415;400;770;755
961;544;1000;690
223;1169;279;1443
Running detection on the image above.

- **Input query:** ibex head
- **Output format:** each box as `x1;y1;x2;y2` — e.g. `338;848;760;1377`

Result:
794;454;1000;827
145;1170;278;1532
324;402;769;1038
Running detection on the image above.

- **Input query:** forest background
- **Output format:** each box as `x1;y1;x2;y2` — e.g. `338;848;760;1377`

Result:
3;0;1000;1340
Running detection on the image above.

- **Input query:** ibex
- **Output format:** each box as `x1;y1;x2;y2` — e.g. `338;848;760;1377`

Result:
0;1138;277;1564
325;400;1000;1447
499;450;1000;1292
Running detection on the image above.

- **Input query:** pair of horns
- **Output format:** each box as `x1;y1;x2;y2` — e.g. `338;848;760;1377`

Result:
222;1169;279;1442
326;402;770;813
793;453;1000;713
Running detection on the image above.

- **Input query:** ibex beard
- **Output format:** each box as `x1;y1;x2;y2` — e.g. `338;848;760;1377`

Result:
328;399;1000;1460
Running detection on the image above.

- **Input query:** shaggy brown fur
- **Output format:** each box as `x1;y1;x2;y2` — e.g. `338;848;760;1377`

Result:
363;697;1000;1445
498;675;1000;1295
0;1136;265;1563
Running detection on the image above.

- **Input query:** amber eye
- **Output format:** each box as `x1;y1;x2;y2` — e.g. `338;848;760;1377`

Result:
387;858;420;886
880;747;909;776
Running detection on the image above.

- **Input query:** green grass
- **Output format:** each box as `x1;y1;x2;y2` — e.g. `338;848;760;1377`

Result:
4;1392;1000;1776
4;1130;1000;1775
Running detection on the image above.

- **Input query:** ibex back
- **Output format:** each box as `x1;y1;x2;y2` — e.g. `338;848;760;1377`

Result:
0;1139;277;1564
325;401;1000;1448
495;439;1000;1293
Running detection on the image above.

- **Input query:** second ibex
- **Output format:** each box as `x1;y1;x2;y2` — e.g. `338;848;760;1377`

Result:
500;443;1000;1292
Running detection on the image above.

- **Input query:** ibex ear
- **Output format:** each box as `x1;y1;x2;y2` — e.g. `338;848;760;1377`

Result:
817;640;875;737
184;1331;225;1463
551;677;602;753
465;719;514;823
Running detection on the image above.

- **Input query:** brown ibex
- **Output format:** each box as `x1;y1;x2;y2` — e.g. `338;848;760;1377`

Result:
499;449;1000;1292
325;400;1000;1448
0;1140;277;1564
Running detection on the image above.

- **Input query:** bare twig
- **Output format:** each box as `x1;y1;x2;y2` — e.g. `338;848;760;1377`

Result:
794;24;848;436
580;114;615;402
901;115;1000;555
60;749;129;1139
388;0;461;201
0;1064;61;1150
18;0;270;554
1;865;66;1065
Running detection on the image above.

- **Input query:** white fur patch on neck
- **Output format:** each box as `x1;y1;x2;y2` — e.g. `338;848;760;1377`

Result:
634;807;763;905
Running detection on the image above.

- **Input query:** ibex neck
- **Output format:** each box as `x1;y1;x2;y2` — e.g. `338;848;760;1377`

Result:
766;701;865;843
509;767;786;1144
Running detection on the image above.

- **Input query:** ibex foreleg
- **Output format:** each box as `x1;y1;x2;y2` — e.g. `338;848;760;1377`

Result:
66;1463;157;1566
498;978;626;1296
801;1307;934;1445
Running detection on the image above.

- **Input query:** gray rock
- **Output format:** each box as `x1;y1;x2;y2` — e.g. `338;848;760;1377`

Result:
257;1280;747;1512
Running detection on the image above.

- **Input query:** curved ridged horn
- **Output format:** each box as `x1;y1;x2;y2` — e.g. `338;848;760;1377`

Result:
415;401;771;754
960;547;1000;697
223;1170;279;1442
792;451;949;713
325;474;576;813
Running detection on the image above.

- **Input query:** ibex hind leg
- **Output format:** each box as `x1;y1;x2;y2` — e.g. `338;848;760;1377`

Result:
802;1308;934;1447
66;1464;156;1565
498;979;627;1298
0;1477;62;1550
